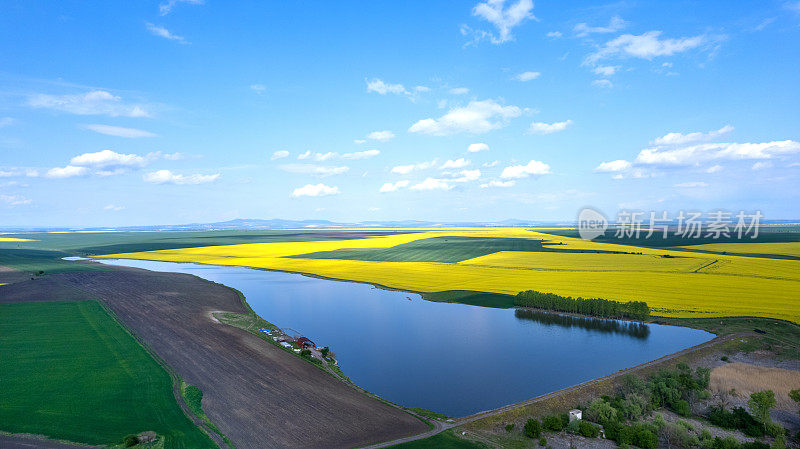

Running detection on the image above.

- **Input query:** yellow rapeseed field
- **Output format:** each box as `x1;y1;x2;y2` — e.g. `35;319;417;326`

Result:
100;228;800;323
679;242;800;258
0;238;35;242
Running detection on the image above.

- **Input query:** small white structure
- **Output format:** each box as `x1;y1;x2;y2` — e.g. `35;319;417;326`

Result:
569;409;582;422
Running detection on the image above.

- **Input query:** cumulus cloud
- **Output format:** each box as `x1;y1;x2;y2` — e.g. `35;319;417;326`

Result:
635;140;800;166
705;164;723;173
366;78;407;95
342;150;380;159
391;160;436;175
104;204;125;211
500;160;551;178
546;31;562;39
471;0;535;44
84;124;156;138
574;15;626;37
409;99;522;136
480;179;515;188
528;119;572;134
591;79;613;88
410;177;453;191
145;23;188;43
379;180;410;193
593;65;619;76
27;91;150;117
271;150;289;160
367;130;395;141
46;165;89;179
449;87;470;95
143;170;219;185
279;164;349;177
483;160;499;167
594;159;632;172
651;125;734;146
514;71;540;81
70;149;148;169
468;142;490;153
751;161;773;170
291;183;340;197
450;169;481;182
585;31;707;65
297;151;337;161
441;158;471;169
159;0;202;15
0;194;32;206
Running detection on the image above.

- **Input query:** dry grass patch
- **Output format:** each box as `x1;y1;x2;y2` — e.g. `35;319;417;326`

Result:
710;362;800;408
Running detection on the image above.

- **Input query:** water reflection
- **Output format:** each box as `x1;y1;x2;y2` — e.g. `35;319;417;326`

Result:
515;308;651;339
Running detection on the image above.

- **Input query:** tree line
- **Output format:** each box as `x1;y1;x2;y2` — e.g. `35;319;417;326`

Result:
514;290;650;321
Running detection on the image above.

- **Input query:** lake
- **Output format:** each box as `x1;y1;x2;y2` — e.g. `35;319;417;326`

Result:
97;259;714;417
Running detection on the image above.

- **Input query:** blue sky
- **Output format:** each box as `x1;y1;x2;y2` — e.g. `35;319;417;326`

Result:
1;0;799;227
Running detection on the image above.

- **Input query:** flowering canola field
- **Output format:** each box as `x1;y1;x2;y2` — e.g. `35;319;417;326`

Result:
99;228;800;323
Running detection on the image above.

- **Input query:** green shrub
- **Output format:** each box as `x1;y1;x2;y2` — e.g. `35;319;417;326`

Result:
300;349;311;357
524;418;541;438
504;423;515;432
538;436;547;446
542;414;564;431
672;399;691;416
123;434;139;447
578;420;599;438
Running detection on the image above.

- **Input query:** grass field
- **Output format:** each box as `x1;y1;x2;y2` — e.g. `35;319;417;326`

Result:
389;430;487;449
677;241;800;258
0;249;109;275
0;300;216;448
89;228;800;323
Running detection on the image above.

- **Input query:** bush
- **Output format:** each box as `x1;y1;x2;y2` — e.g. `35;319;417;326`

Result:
504;423;514;432
300;349;311;357
542;414;564;431
708;406;764;437
123;434;139;447
538;436;547;446
672;399;691;416
587;398;618;426
578;420;600;438
524;418;541;438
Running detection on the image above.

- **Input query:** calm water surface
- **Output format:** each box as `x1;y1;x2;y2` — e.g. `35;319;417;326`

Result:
98;259;713;417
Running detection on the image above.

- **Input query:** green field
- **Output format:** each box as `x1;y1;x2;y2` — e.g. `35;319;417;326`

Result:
0;300;217;448
287;236;626;263
389;430;487;449
0;248;109;275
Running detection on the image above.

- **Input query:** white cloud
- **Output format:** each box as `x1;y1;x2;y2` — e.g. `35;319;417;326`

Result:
586;31;706;65
674;181;708;188
367;130;395;141
449;87;470;95
0;194;32;206
472;0;535;44
468;142;490;153
70;150;148;169
145;23;187;44
84;124;156;138
353;139;366;144
752;161;773;170
279;164;349;177
441;158;471;169
514;71;541;81
705;164;723;173
271;150;289;160
410;177;453;191
297;151;337;161
379;180;410;193
291;183;340;197
594;159;632;172
652;125;734;146
366;78;407;95
591;79;613;88
480;179;515;188
483;160;499;167
451;169;481;182
159;0;202;15
104;204;125;211
391;160;436;175
500;160;551;178
342;150;380;159
46;165;89;179
528;119;572;134
143;170;219;185
574;16;626;37
546;31;562;39
250;84;266;94
409;99;522;136
27;90;150;117
635;140;800;166
593;65;619;76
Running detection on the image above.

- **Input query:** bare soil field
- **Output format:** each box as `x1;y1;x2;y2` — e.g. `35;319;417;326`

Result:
0;266;426;449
